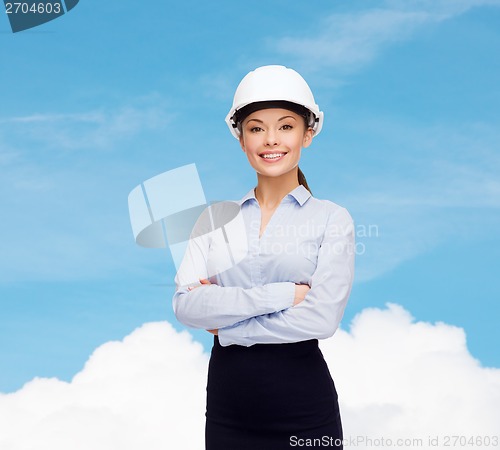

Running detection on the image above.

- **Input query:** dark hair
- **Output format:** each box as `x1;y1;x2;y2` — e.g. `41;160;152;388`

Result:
298;166;312;195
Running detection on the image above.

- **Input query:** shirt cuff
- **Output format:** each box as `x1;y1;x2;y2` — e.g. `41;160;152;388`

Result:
218;324;248;347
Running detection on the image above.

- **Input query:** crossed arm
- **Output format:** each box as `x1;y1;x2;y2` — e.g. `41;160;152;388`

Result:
172;207;355;346
188;279;312;335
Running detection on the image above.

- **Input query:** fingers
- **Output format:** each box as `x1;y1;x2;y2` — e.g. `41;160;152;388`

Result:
293;283;311;306
187;278;212;291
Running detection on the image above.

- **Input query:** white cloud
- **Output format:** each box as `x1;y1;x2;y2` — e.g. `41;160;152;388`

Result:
1;305;499;449
274;0;500;74
0;322;208;450
0;104;173;151
321;303;500;446
385;0;500;17
276;9;430;73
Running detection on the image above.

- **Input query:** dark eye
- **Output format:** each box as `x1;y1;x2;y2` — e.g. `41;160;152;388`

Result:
281;124;293;130
250;126;263;133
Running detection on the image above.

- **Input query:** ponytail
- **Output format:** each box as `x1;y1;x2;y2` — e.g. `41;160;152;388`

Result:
297;166;312;195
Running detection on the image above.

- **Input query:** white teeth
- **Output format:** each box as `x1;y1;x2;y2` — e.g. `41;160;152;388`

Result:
261;153;285;159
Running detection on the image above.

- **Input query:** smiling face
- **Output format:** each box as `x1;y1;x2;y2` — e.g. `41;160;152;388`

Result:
238;108;313;179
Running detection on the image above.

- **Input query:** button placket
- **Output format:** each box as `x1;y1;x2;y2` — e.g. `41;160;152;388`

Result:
248;203;261;285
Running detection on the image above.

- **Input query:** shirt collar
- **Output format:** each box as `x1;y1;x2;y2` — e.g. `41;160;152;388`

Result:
238;184;311;207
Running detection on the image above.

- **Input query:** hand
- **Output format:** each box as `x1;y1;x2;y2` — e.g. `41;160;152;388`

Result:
293;283;310;306
185;279;218;335
187;278;212;291
199;280;219;334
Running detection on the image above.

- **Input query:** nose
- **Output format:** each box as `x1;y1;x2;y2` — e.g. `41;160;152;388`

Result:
264;129;279;146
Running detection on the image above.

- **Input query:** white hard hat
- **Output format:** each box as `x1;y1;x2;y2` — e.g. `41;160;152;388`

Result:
225;65;324;139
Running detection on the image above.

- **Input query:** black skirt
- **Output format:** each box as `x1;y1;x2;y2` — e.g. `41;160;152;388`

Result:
205;335;343;450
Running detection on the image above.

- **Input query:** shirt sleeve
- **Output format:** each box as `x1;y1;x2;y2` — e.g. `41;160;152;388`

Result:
172;210;296;330
217;206;355;347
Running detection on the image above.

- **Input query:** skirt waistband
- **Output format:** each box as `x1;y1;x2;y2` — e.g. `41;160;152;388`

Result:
212;335;319;356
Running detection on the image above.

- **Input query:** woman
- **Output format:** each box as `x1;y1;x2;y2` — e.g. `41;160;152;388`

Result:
173;65;355;449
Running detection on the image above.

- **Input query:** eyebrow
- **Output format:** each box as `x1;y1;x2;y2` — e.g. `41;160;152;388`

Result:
246;115;297;124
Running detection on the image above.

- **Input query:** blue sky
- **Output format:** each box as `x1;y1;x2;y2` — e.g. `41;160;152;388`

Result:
1;0;499;394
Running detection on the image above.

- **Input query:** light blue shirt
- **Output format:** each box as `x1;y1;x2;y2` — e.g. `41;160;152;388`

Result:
172;184;355;347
